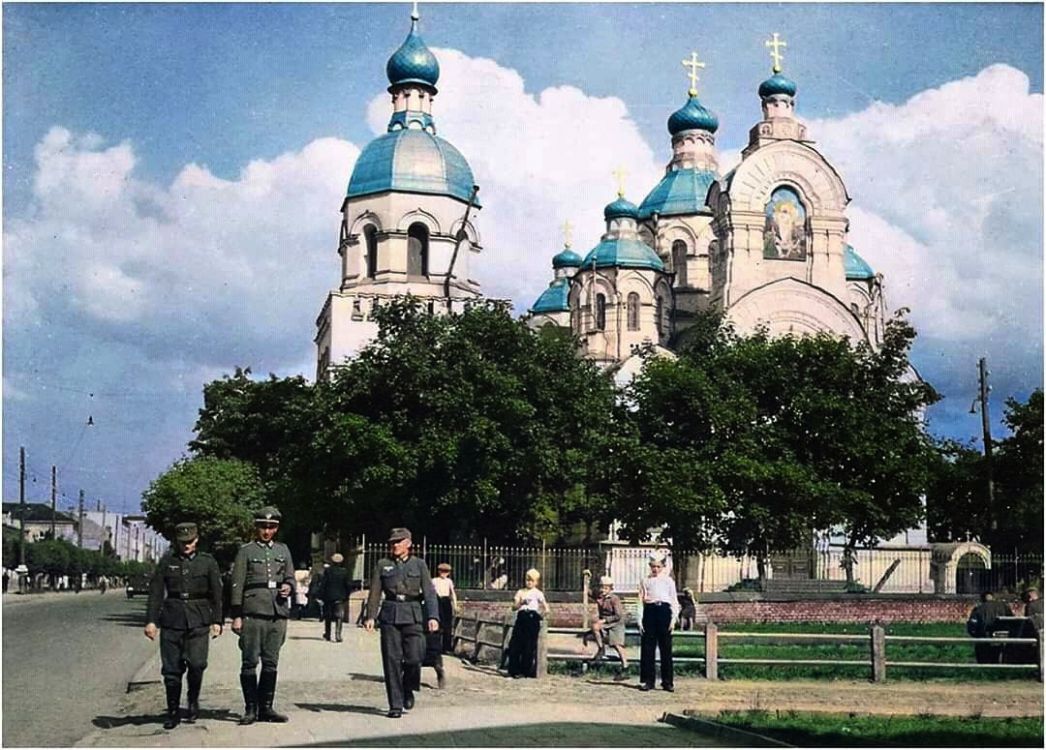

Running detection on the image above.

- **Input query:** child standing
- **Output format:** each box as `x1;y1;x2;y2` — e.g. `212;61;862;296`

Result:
506;568;549;678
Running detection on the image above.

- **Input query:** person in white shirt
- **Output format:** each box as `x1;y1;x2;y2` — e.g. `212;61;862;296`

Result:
638;553;679;691
506;568;549;678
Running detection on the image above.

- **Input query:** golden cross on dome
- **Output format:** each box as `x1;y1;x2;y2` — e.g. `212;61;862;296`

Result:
562;219;574;248
766;32;787;74
681;51;705;97
612;167;628;198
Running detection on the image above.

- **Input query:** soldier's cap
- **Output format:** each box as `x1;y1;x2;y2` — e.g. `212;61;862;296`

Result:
175;522;198;542
387;527;412;542
599;575;614;586
254;506;282;524
331;553;344;564
437;563;452;572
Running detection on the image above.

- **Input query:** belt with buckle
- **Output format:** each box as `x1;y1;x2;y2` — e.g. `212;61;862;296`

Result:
245;582;276;591
393;594;421;602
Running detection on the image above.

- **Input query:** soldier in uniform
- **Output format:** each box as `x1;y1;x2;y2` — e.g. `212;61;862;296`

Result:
230;506;296;724
365;527;439;718
144;522;223;730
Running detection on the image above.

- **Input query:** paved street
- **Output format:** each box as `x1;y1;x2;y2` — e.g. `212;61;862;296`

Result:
2;590;156;747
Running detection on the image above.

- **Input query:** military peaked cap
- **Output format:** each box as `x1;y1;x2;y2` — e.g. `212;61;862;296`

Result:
387;527;412;542
254;506;282;523
175;522;198;542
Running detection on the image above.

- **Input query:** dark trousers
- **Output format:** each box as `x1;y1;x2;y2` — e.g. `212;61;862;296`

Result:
324;600;346;639
239;616;287;676
640;603;674;688
160;625;211;688
507;610;542;678
379;622;423;710
437;596;455;653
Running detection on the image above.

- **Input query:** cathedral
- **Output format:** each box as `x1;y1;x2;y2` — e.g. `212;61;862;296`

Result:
315;12;886;381
528;41;887;377
314;10;991;592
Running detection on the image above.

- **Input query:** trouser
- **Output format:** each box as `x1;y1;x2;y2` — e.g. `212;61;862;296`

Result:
160;625;211;689
640;603;674;688
239;616;287;676
324;600;346;639
379;622;423;710
437;596;455;653
507;610;542;677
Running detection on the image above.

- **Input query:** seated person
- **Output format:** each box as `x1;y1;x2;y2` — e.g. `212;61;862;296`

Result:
677;587;697;631
589;576;628;678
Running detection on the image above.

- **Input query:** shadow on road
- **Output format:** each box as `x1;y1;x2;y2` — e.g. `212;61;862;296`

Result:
295;702;388;717
99;613;148;628
345;673;384;683
92;708;240;729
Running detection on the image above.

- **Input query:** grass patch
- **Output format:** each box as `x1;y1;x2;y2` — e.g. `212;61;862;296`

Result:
552;622;1039;682
706;709;1044;747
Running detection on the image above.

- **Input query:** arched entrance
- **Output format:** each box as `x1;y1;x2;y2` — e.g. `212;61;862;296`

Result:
930;542;991;594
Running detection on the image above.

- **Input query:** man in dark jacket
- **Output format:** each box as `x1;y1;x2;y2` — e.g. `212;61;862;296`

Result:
365;528;439;718
230;507;295;725
967;591;1014;664
145;522;223;730
320;553;351;642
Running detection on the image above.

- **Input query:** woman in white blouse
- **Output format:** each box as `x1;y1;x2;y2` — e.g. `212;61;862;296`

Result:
505;568;549;678
638;553;679;691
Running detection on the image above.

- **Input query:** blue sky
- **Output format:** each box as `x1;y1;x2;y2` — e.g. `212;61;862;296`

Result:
3;3;1043;515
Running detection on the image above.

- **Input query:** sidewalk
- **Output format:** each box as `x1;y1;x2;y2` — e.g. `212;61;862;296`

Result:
74;618;1045;747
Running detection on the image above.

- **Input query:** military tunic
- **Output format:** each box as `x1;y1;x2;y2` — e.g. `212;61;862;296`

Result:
230;540;296;673
146;550;222;687
366;556;439;711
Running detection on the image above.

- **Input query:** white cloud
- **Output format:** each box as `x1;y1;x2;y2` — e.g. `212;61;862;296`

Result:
809;64;1043;397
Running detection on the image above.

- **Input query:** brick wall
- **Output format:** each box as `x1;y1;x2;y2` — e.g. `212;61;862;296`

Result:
458;594;1020;627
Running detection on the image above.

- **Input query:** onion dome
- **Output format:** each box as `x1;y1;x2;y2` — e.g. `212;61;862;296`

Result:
347;129;478;205
638;168;717;219
386;13;440;90
667;94;719;135
603;196;639;221
552;247;583;269
530;277;571;314
580;238;665;272
844;245;875;280
758;72;797;99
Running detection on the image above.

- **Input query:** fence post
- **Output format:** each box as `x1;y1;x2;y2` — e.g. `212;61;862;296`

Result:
536;618;548;678
871;625;886;682
1038;629;1044;684
582;570;592;629
704;623;718;680
483;538;488;590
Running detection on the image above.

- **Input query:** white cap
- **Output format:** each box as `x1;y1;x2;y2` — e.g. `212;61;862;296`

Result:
599;575;614;586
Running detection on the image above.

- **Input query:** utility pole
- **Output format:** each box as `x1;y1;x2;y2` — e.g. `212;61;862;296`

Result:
974;357;996;532
50;466;57;540
18;446;26;566
77;489;85;549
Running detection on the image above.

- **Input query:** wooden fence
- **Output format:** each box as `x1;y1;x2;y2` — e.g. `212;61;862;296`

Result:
539;624;1044;683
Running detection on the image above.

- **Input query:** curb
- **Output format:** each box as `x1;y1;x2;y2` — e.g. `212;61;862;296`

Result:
662;712;794;747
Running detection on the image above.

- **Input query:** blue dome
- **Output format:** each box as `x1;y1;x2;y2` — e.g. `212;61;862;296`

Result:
347;129;479;205
530;277;572;314
386;18;440;89
552;248;583;269
759;72;797;98
844;245;875;280
580;238;665;271
604;196;639;221
638;167;717;219
667;95;719;135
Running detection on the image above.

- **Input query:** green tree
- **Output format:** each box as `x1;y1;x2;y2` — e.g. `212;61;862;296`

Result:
297;301;618;542
926;439;987;543
141;456;265;565
609;313;938;580
993;390;1044;553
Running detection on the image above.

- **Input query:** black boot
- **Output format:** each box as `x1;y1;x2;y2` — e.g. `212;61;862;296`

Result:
435;665;446;689
335;620;343;642
163;682;181;730
184;671;202;724
257;670;288;723
238;673;258;726
323;622;331;641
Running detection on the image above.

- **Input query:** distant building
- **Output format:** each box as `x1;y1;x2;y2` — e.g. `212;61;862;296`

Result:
1;503;78;543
